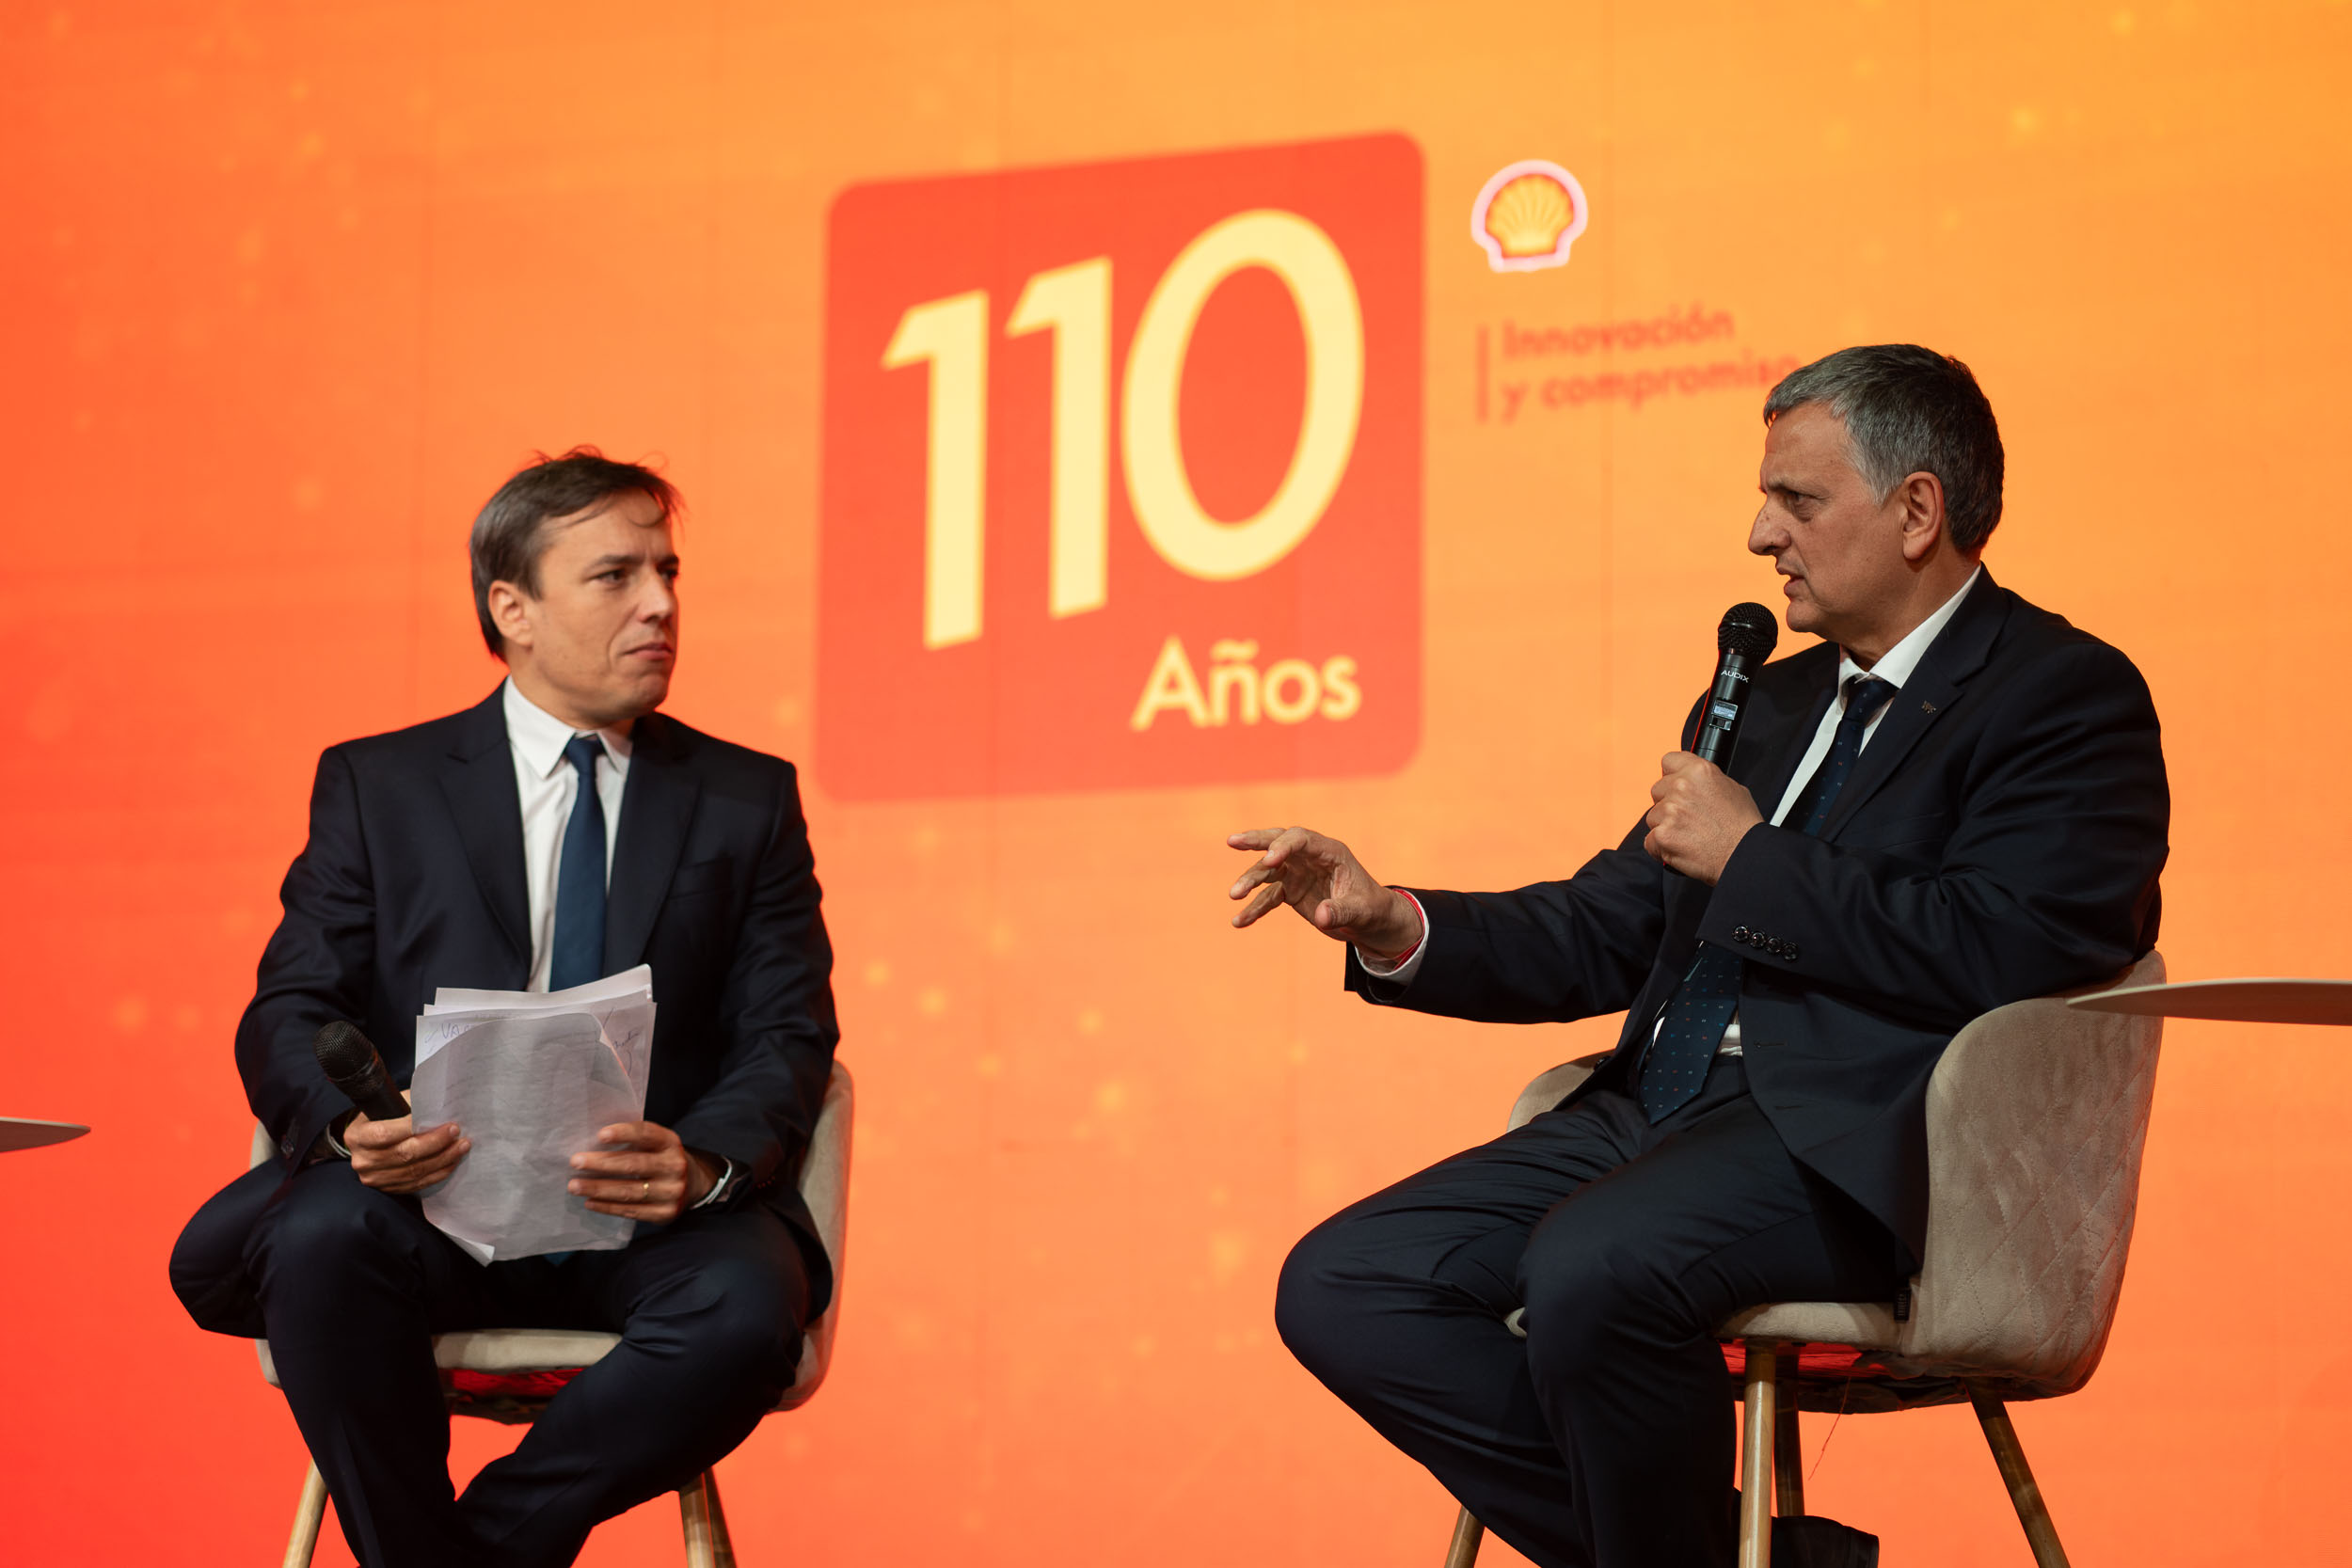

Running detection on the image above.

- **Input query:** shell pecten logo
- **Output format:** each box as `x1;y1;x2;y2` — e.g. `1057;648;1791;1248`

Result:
1471;160;1589;274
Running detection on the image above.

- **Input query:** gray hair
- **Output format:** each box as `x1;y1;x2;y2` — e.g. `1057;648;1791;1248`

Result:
469;448;680;657
1762;345;2004;554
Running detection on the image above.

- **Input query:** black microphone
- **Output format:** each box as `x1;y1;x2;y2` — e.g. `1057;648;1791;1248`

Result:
312;1021;410;1124
1691;603;1780;766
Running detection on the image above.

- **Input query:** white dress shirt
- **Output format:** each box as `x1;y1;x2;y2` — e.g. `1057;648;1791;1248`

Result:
494;680;737;1206
502;679;632;993
1751;565;1982;834
1358;567;1986;1061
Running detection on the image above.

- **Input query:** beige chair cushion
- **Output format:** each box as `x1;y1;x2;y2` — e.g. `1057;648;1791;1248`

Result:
255;1061;856;1416
1506;954;2167;1412
1718;1300;1900;1350
256;1329;623;1386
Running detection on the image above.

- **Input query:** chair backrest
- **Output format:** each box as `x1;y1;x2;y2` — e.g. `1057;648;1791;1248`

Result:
782;1062;854;1405
1502;954;2169;1402
1892;951;2165;1396
1507;1059;1600;1132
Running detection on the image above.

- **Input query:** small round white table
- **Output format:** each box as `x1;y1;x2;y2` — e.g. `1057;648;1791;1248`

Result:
0;1117;89;1153
2068;977;2352;1025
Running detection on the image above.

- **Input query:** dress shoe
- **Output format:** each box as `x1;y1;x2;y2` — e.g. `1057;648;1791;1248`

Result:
1771;1513;1879;1568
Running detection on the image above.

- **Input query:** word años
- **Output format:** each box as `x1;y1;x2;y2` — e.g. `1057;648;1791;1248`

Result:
1131;637;1362;731
1498;302;1735;360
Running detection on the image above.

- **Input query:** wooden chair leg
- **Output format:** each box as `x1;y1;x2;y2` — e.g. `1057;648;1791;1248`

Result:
680;1468;736;1568
280;1459;327;1568
1738;1340;1775;1568
1442;1507;1485;1568
707;1467;739;1568
1772;1347;1804;1518
1968;1384;2070;1568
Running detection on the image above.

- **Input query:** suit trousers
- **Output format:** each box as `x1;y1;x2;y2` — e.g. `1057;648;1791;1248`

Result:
189;1160;810;1568
1274;1056;1906;1568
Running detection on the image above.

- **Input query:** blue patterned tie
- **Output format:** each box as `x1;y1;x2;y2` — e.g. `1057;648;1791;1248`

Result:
1637;675;1898;1121
549;734;608;992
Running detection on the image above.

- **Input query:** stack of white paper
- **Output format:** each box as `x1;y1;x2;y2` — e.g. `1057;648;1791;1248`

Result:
407;965;657;1263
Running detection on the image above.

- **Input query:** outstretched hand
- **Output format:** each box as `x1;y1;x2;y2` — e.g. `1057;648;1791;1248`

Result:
1226;827;1424;960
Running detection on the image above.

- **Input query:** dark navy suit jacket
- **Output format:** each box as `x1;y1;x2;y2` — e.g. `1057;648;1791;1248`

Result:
179;688;840;1329
1348;573;2169;1259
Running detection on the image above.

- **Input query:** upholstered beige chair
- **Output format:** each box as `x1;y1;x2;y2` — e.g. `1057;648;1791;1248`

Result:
1441;952;2165;1568
255;1062;854;1568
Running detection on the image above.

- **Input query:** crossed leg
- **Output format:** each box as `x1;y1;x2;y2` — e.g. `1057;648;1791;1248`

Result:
243;1161;808;1568
1274;1059;1904;1568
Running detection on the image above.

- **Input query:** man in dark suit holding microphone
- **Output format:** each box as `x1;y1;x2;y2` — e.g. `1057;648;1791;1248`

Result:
170;450;838;1568
1231;347;2168;1567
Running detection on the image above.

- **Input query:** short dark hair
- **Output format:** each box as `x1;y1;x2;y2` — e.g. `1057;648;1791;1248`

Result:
1762;345;2005;554
469;448;680;657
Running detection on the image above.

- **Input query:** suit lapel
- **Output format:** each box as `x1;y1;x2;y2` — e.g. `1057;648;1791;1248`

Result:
438;689;531;970
605;712;702;974
1818;572;2013;840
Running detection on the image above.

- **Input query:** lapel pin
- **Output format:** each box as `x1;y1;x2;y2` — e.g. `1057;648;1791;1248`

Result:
1920;700;1936;713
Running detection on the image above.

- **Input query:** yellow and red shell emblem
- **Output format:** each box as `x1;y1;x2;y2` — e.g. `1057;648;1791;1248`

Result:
1470;160;1589;273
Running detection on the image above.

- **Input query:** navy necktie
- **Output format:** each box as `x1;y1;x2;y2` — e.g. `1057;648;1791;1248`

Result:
549;734;608;992
1637;675;1899;1121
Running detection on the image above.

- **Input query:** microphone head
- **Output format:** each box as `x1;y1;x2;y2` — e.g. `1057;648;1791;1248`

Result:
312;1021;377;1080
1717;602;1780;659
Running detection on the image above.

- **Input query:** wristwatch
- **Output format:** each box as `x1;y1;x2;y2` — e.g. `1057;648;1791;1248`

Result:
315;1111;358;1163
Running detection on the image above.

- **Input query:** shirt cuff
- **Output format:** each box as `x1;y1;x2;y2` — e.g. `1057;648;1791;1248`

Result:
1353;890;1430;989
690;1155;739;1211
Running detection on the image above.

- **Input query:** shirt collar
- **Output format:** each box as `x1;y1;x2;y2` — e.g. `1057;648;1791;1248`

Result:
501;678;634;781
1836;564;1984;698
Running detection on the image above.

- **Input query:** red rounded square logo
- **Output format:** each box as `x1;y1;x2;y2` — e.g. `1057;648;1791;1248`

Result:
817;134;1422;800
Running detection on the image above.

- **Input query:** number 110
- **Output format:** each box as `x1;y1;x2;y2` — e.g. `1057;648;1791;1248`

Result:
882;208;1365;650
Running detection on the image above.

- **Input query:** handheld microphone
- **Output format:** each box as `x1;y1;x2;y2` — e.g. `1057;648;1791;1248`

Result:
1692;603;1780;766
312;1021;410;1124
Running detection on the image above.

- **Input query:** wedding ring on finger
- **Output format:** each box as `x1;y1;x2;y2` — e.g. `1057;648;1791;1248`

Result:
641;1180;651;1202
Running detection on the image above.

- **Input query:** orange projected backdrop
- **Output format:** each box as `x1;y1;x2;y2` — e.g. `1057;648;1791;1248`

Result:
5;4;2351;1565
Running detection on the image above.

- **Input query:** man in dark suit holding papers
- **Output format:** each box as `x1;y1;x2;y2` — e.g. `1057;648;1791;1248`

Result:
171;450;838;1568
1231;347;2169;1568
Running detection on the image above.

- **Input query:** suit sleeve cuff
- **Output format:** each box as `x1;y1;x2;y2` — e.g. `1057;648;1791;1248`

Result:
1353;890;1431;989
1695;826;1809;968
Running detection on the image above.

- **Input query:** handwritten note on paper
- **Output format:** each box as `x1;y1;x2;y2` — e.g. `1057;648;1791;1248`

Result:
405;966;657;1263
